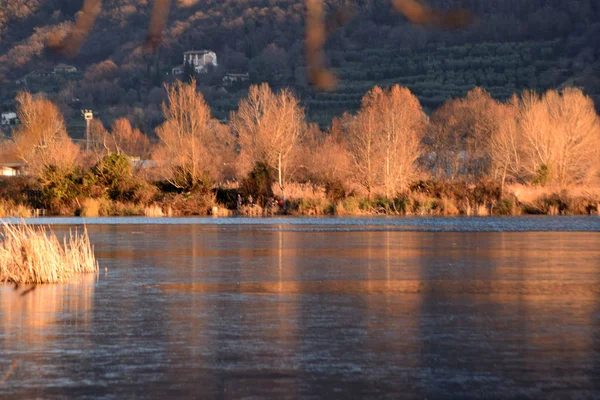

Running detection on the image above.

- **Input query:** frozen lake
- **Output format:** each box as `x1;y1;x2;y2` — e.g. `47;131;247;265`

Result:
1;216;599;398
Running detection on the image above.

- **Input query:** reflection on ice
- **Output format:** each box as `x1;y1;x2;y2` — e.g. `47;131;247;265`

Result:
155;279;600;296
1;273;96;337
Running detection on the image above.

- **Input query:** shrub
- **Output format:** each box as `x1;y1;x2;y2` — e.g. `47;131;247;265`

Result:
532;164;550;186
41;166;82;213
239;162;275;207
289;197;333;215
324;179;346;202
86;153;131;200
162;190;217;216
215;187;239;210
102;201;145;216
492;199;515;215
335;197;360;215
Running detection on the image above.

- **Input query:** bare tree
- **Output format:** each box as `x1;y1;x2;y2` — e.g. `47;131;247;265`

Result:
86;119;111;160
347;102;377;199
110;118;150;158
347;85;425;198
305;122;353;194
425;87;501;181
491;88;600;187
373;85;425;197
230;83;305;202
12;91;79;177
489;97;521;195
154;79;226;189
544;88;600;186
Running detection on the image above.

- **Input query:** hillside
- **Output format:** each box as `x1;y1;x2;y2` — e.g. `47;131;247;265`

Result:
1;0;599;134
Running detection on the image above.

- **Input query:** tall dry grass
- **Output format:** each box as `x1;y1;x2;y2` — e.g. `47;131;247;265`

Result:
0;223;98;284
509;184;600;215
79;198;100;217
281;182;328;200
144;204;164;217
0;200;32;218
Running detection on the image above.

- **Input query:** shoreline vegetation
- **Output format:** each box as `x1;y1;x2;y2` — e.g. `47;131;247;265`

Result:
0;81;599;218
0;223;98;284
1;179;598;218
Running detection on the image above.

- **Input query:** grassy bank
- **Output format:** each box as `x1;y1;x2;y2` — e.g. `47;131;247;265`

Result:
235;182;600;217
1;174;599;218
0;223;98;284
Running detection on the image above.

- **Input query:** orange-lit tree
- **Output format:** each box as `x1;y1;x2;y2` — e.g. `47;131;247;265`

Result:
154;79;227;190
494;88;600;187
347;85;425;199
110;118;151;159
12;91;79;178
230;83;305;202
426;87;502;181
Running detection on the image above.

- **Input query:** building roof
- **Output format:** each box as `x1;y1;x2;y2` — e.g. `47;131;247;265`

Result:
183;50;213;55
0;162;26;168
54;63;76;69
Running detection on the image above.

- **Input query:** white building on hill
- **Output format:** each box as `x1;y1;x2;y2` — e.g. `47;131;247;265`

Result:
1;112;18;127
172;50;218;75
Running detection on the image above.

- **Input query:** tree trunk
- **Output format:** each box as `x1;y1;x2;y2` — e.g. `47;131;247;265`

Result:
278;152;284;204
501;165;507;199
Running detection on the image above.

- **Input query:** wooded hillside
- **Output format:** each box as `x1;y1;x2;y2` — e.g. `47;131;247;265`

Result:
1;0;599;133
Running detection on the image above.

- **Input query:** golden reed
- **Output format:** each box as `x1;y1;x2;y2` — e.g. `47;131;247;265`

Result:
0;223;98;284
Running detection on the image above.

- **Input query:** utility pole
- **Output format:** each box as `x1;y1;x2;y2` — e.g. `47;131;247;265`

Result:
81;109;93;151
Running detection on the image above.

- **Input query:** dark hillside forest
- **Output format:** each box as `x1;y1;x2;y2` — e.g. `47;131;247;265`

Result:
1;0;599;134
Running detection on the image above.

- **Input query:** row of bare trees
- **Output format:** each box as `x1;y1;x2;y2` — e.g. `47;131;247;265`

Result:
490;88;600;190
5;81;600;202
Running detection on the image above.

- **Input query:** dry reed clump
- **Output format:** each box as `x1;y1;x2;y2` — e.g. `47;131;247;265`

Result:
0;200;32;218
79;198;100;217
289;197;333;215
0;223;98;284
282;182;328;201
237;204;265;216
211;206;232;217
334;197;361;215
475;204;490;216
509;185;600;215
100;201;145;216
144;203;164;217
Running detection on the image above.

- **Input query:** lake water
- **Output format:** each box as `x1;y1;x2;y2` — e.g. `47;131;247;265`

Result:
1;216;600;399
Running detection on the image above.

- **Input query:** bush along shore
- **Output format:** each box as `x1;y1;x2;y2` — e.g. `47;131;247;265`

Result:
0;222;98;284
0;170;599;218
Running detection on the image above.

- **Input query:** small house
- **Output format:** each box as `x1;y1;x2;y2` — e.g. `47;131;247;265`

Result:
53;64;78;74
0;112;18;127
0;162;26;177
223;72;249;86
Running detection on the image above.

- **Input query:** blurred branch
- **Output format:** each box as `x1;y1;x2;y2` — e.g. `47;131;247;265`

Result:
48;0;102;57
145;0;172;52
0;361;17;385
305;0;472;90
